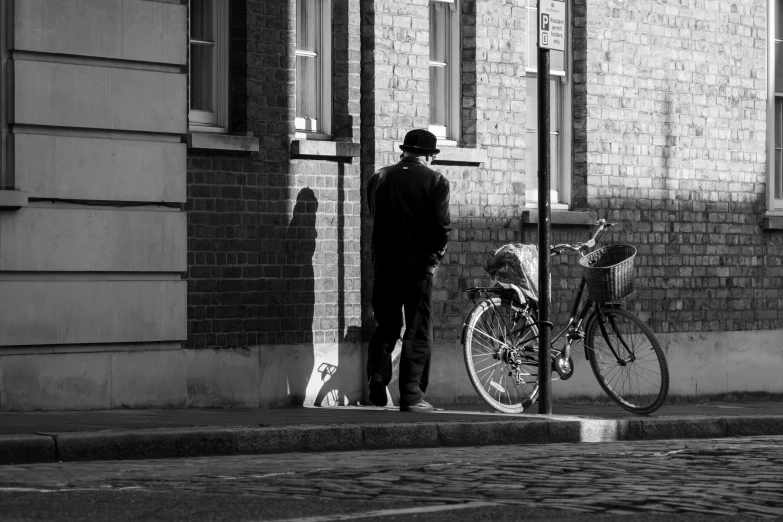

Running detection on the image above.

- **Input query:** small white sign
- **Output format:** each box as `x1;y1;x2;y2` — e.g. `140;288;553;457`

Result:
539;0;566;52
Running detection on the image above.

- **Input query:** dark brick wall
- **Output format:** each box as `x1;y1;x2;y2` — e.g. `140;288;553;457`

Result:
186;0;362;350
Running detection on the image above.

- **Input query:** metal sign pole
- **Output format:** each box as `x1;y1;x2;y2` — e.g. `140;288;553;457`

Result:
536;0;552;415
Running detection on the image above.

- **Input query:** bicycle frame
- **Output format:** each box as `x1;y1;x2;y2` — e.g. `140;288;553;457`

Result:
462;220;634;365
462;220;637;372
547;277;631;364
461;220;668;413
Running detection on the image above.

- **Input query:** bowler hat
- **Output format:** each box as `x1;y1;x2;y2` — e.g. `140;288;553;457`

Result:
399;129;440;155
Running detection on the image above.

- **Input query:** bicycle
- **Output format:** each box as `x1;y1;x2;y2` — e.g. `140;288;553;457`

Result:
460;219;670;415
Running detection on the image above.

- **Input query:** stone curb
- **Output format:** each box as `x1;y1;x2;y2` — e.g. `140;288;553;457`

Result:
0;415;781;466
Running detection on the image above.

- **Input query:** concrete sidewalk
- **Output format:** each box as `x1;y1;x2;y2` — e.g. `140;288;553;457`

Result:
1;401;781;466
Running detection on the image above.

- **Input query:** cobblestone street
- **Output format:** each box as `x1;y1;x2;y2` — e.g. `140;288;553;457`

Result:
1;436;781;520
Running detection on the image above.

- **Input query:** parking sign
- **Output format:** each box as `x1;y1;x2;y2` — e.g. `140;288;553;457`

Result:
539;0;565;51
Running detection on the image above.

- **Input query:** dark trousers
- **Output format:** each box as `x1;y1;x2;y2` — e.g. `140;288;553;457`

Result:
367;267;433;406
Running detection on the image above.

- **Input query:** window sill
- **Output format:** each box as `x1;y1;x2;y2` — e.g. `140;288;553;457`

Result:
290;140;360;161
0;190;28;210
522;209;597;226
762;214;783;230
432;146;487;166
391;142;487;166
187;132;259;152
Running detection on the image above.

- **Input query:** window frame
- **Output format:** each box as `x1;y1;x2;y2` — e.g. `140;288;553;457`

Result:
428;0;461;143
524;0;572;209
188;0;229;133
768;0;783;212
295;0;333;140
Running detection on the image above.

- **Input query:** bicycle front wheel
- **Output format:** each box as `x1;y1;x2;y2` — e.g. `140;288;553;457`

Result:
462;297;540;413
585;307;669;415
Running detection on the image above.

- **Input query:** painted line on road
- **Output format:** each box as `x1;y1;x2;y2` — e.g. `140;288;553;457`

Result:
265;502;495;522
0;486;144;493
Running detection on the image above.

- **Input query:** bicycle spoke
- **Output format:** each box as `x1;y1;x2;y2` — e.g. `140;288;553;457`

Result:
475;360;502;374
464;297;541;413
470;326;507;351
587;308;669;413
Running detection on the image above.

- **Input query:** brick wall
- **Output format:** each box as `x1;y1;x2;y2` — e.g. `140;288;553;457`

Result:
360;0;432;334
190;0;782;356
186;0;362;351
573;0;783;333
361;0;531;343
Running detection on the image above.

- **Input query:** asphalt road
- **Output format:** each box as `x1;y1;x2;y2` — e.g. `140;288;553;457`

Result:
1;436;781;521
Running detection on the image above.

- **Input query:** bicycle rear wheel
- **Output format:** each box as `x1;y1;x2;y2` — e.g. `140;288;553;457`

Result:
462;297;540;413
585;307;669;414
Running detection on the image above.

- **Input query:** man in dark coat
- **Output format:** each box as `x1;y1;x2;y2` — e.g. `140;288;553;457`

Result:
366;129;451;412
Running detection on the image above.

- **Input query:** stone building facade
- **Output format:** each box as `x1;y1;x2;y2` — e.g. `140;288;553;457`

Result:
0;0;779;410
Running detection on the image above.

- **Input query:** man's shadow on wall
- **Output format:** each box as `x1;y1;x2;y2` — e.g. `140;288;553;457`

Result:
282;188;318;406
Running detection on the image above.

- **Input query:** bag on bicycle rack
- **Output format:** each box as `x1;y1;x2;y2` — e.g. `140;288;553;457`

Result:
579;244;636;302
482;244;539;301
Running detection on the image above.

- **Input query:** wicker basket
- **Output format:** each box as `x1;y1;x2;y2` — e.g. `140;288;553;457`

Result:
579;244;636;302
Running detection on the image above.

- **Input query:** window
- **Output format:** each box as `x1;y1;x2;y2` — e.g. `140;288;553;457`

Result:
296;0;332;137
189;0;229;132
769;0;783;211
525;0;571;207
429;0;461;141
0;0;7;189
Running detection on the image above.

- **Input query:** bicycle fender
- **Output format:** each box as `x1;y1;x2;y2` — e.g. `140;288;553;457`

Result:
460;298;494;345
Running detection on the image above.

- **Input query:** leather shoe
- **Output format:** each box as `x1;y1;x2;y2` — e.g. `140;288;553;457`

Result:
400;400;434;413
368;374;388;407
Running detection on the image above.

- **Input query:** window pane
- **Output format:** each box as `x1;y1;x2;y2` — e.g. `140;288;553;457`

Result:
430;65;447;126
777;150;783;200
551;49;564;72
191;43;213;112
777;42;783;94
430;2;448;63
525;132;560;195
297;55;318;126
297;0;319;53
777;99;783;199
527;11;537;69
526;76;559;131
296;0;323;132
526;132;538;193
190;0;213;42
777;0;783;40
551;134;559;191
777;149;783;200
430;0;454;134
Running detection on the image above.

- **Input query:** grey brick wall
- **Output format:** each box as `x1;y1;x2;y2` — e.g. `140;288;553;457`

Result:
574;0;783;333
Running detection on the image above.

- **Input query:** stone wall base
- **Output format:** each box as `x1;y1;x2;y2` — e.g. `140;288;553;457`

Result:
0;343;366;411
0;330;780;411
425;329;783;406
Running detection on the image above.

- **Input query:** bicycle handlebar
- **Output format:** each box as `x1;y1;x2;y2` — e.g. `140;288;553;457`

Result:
550;219;617;256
